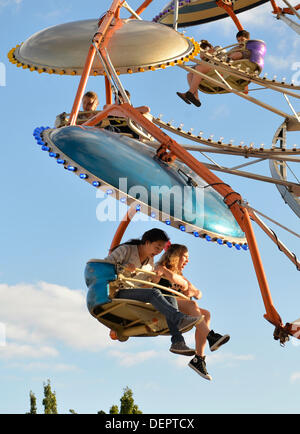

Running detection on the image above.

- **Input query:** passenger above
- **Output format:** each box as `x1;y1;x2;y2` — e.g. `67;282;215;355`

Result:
227;30;251;61
55;91;101;128
55;91;120;132
155;244;230;381
176;40;214;107
103;229;202;356
176;30;253;107
78;91;99;120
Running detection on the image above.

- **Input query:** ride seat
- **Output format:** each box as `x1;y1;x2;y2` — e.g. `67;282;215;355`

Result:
198;59;259;94
199;39;266;94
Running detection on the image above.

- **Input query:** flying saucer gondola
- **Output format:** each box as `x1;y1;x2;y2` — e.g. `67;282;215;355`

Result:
8;18;199;76
154;0;270;27
36;126;246;245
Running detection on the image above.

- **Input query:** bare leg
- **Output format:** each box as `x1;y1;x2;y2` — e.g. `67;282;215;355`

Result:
188;64;212;98
177;63;211;106
177;299;211;357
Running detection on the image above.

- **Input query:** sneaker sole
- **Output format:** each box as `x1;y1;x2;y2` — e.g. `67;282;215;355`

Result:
188;362;212;380
210;334;230;352
179;315;204;333
176;92;191;105
170;348;195;357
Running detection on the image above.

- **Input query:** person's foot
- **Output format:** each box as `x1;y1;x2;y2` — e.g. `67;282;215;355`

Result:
176;91;191;105
185;91;201;107
178;315;204;332
169;341;195;356
188;355;212;380
207;330;230;352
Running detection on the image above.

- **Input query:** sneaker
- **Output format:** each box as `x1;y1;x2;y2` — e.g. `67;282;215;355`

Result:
178;315;204;332
176;91;191;105
185;91;201;107
207;330;230;352
188;355;212;380
170;341;195;356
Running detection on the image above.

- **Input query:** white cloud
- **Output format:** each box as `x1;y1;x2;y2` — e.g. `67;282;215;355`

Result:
195;3;274;36
290;372;300;383
0;343;58;359
0;0;22;9
108;349;158;367
236;3;273;28
11;361;80;372
0;281;114;360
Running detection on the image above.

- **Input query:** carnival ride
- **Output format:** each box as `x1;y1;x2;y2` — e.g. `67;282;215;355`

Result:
9;0;300;346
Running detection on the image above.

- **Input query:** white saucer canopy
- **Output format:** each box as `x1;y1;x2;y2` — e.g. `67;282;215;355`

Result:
9;18;199;76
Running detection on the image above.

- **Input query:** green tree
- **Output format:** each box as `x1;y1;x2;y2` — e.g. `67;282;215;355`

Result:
42;380;58;414
109;405;119;414
98;386;142;414
120;387;142;414
26;391;37;414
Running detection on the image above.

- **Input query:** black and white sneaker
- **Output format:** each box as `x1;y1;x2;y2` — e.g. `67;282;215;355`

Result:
207;330;230;352
188;355;212;380
170;341;195;356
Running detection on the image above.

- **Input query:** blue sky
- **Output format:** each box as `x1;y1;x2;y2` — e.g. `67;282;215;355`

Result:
0;0;299;414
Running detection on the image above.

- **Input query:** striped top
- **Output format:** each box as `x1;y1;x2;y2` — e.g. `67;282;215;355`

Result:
104;244;155;289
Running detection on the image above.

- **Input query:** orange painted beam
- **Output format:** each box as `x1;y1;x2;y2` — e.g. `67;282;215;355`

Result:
216;0;244;30
105;76;112;105
109;206;137;253
69;45;97;126
132;0;154;17
69;0;123;126
242;209;283;326
270;0;281;14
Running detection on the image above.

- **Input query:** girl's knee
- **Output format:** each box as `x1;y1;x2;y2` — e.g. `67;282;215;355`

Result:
201;309;211;321
191;300;202;315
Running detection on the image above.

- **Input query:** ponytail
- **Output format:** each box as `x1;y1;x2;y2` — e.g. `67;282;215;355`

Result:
111;228;169;252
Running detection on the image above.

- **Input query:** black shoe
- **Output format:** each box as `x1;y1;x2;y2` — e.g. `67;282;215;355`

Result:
178;315;203;332
207;330;230;352
170;341;195;356
185;91;201;107
188;355;212;380
176;91;191;105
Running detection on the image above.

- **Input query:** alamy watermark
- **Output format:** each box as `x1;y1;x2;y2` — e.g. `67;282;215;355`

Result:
0;63;6;87
95;178;205;225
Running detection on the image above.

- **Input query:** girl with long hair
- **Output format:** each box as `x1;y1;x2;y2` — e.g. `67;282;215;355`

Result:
156;244;230;380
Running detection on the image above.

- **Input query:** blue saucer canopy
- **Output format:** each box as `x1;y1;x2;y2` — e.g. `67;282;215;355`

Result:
38;126;246;245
